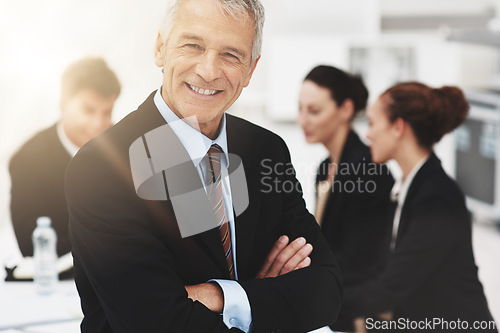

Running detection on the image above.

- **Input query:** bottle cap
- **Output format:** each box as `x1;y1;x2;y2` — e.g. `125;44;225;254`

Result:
36;216;51;227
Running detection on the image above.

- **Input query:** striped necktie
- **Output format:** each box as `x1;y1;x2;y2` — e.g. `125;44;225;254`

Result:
205;144;235;279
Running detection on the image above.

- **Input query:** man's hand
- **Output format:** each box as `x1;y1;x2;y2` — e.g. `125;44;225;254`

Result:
185;283;224;313
377;310;393;321
255;235;313;279
354;317;367;333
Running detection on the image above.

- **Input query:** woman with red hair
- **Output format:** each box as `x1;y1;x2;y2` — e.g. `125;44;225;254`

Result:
344;82;497;332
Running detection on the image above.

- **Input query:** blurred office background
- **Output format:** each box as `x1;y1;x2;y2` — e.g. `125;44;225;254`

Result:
1;0;500;331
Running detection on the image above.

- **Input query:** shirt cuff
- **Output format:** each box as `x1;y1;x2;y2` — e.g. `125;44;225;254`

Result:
209;279;252;332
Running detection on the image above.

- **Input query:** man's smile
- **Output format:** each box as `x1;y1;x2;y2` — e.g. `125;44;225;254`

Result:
186;83;223;96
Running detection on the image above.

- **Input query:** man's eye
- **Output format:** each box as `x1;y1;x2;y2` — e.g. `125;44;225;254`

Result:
185;44;201;49
223;53;239;61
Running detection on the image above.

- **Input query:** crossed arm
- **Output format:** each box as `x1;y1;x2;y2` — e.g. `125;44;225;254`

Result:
186;235;314;313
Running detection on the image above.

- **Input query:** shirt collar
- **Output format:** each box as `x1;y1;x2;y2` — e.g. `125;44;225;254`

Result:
57;121;79;157
153;88;229;168
391;154;429;205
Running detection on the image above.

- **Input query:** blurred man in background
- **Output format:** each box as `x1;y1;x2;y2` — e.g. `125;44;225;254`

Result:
9;57;120;269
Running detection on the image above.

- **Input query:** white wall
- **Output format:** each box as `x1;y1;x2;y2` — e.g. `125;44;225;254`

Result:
380;0;497;16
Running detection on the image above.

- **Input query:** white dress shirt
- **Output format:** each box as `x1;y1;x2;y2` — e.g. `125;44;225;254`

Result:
56;122;80;157
153;88;252;332
390;155;429;250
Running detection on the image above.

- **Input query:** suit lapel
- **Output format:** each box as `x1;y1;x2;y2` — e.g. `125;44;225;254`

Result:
192;230;231;279
233;159;262;278
226;115;262;279
136;92;230;276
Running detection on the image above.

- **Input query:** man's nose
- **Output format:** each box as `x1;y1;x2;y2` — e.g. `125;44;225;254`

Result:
195;51;221;83
91;114;111;132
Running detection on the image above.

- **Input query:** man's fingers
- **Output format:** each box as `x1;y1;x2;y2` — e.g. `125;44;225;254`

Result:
279;243;313;275
295;256;311;270
266;237;306;277
377;311;393;321
354;317;367;333
255;235;289;279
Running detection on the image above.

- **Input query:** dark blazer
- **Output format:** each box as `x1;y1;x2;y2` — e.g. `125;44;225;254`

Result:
65;92;342;333
9;124;72;257
316;130;393;332
316;130;394;287
343;153;497;332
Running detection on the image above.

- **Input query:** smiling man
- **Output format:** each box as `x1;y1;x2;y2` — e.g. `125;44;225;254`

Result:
9;57;119;266
66;1;342;332
155;0;258;139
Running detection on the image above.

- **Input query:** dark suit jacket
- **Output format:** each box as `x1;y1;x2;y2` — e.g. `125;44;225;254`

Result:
65;92;342;333
10;124;72;257
343;153;497;332
316;130;394;287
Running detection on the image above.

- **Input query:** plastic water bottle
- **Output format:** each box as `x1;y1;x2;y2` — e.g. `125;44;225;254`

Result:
32;216;58;294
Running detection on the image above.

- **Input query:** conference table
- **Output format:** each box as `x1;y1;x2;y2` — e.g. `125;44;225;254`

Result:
0;280;82;332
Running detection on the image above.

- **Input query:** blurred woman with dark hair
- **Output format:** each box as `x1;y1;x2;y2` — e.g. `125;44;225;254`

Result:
344;82;497;332
298;65;394;332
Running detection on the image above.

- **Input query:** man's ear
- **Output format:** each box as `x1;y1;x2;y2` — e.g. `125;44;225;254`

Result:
154;32;165;68
243;56;260;88
60;95;68;115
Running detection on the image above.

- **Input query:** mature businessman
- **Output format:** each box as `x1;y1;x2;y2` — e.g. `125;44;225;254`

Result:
66;0;342;332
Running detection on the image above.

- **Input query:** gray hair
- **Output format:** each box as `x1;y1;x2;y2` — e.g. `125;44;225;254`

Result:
160;0;265;62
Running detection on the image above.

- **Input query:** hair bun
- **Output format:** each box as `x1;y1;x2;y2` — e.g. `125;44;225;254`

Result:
349;74;369;112
383;82;469;149
429;86;469;141
304;65;368;118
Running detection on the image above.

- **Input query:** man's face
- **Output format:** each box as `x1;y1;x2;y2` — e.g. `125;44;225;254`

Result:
155;0;260;137
61;88;116;147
